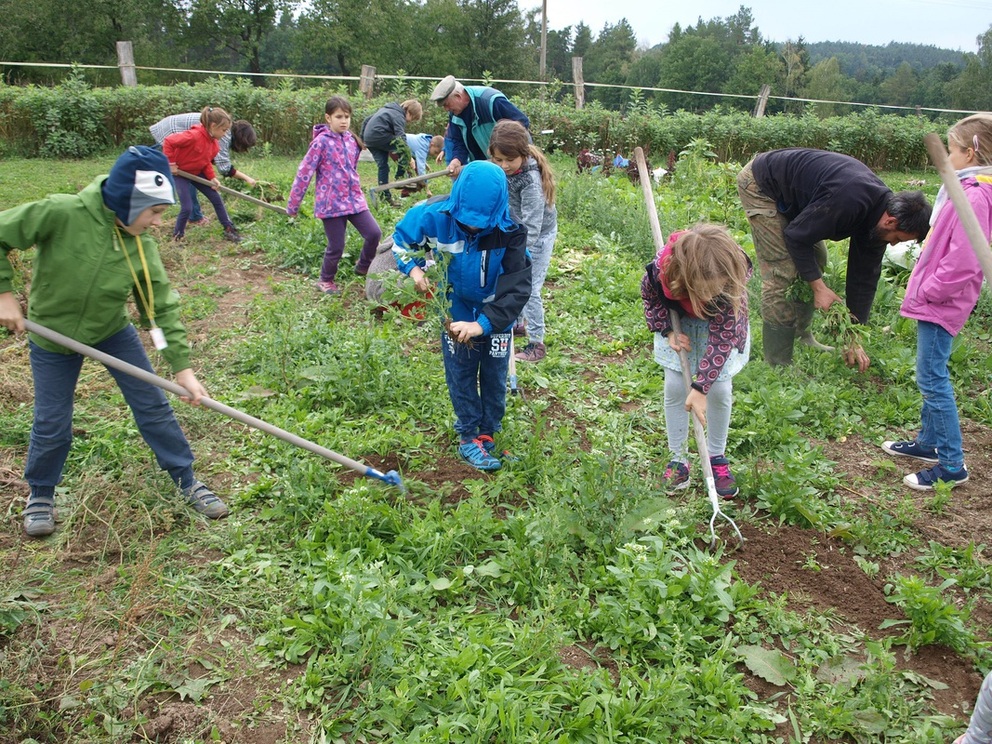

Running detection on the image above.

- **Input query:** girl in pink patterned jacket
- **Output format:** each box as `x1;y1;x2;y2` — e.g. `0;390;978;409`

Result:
286;96;382;295
641;224;753;499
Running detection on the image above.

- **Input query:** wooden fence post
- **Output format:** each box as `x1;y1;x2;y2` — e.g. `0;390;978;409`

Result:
359;65;376;99
753;84;771;117
572;57;585;110
116;41;137;87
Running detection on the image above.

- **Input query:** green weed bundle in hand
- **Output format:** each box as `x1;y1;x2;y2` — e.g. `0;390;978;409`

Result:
785;277;867;358
819;303;868;356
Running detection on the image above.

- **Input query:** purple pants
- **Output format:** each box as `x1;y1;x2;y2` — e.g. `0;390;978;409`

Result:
173;175;233;237
320;210;382;282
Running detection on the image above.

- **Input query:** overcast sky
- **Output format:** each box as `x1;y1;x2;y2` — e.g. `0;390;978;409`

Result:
537;0;991;52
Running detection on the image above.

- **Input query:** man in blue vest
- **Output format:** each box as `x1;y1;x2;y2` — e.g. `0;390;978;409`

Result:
430;75;530;178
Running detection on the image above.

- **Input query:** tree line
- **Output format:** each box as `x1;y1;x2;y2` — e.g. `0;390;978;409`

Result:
1;0;991;113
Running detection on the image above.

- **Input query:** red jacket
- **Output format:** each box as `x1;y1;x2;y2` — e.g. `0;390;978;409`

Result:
163;124;219;181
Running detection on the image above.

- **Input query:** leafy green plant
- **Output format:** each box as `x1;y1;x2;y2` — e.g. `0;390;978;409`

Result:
751;443;841;528
883;574;976;654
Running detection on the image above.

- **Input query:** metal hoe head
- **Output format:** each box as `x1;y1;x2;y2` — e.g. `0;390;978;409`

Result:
704;477;744;550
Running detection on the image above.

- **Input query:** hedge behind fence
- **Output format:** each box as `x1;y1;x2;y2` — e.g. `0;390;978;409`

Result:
0;72;952;169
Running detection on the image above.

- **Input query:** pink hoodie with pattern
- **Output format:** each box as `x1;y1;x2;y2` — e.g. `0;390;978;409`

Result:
286;124;369;219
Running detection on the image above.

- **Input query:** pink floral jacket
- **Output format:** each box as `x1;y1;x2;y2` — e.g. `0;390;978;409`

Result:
287;124;369;219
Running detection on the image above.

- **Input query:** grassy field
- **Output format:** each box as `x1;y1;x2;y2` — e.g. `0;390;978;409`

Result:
1;145;991;743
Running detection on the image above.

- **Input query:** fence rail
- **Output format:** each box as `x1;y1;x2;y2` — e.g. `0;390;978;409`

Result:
0;55;982;117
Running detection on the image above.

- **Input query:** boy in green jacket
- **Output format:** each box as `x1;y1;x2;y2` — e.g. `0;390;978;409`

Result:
0;146;228;538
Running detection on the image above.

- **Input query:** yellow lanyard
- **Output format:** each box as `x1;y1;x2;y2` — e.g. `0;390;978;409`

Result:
113;225;156;329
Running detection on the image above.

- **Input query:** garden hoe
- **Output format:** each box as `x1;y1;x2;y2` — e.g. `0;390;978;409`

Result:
632;146;744;550
23;320;406;493
669;310;745;550
176;169;289;215
369;171;449;206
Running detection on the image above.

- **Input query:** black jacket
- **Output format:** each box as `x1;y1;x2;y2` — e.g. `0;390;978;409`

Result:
752;148;892;322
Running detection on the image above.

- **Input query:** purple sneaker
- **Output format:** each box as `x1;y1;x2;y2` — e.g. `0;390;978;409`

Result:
662;461;690;492
709;455;739;499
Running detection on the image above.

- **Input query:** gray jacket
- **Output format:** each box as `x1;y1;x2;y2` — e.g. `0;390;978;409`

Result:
506;158;557;249
361;104;406;150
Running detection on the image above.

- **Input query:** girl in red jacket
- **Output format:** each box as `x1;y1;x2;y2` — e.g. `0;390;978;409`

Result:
163;106;242;243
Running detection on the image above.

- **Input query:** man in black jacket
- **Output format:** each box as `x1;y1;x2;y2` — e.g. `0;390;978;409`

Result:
737;148;931;369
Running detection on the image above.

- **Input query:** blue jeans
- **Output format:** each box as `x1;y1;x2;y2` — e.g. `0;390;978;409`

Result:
369;145;406;188
915;321;964;469
518;227;557;343
25;325;196;492
441;331;511;440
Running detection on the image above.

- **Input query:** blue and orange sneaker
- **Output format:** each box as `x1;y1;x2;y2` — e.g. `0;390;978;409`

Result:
458;438;501;471
477;434;518;462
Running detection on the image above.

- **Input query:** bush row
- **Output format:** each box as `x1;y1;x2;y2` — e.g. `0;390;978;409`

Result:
0;72;951;169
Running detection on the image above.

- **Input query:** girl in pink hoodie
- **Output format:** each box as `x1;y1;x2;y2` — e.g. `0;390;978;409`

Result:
286;96;382;295
882;114;992;490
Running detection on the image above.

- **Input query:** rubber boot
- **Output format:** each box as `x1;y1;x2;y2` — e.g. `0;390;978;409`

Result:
800;333;835;352
763;321;796;366
794;300;834;352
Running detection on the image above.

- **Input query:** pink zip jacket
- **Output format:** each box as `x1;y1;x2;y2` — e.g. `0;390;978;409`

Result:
900;177;992;336
286;124;369;219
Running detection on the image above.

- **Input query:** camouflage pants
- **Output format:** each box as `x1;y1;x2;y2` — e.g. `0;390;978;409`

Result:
736;159;827;332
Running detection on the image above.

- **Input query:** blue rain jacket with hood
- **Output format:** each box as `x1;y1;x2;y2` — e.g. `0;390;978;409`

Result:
392;161;532;335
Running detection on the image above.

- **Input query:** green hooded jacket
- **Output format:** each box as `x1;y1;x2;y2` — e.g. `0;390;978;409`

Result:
0;176;191;372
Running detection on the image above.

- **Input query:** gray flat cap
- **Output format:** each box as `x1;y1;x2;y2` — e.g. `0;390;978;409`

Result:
430;75;457;102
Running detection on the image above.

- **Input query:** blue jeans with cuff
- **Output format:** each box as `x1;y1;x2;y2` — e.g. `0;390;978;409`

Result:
25;325;196;494
915;320;964;469
441;331;511;441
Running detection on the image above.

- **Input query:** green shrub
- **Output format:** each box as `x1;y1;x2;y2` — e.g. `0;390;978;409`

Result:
0;73;954;167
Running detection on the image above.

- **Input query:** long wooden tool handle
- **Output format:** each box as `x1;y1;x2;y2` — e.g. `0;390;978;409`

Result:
634;147;666;247
24;320;372;474
370;170;450;193
633;147;718;487
175;169;288;215
924;133;992;286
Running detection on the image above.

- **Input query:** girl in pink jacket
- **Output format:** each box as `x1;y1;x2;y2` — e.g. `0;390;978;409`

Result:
286;96;382;295
882;114;992;490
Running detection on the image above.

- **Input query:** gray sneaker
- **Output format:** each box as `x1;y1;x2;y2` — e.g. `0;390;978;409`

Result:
182;481;229;519
22;494;56;538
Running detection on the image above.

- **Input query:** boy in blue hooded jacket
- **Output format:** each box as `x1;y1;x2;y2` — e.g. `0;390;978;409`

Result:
392;161;532;470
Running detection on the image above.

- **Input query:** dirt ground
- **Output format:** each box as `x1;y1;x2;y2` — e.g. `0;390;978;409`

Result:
3;244;991;741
